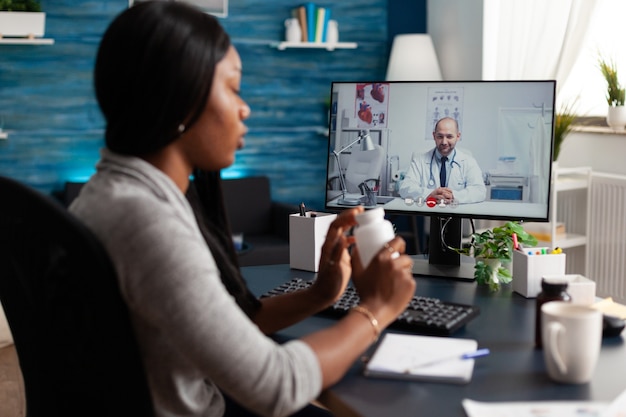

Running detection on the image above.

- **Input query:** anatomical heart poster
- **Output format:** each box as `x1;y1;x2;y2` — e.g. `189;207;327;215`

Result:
355;83;389;129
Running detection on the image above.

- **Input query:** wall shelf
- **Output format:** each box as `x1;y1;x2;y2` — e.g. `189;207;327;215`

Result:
0;38;54;45
270;41;357;51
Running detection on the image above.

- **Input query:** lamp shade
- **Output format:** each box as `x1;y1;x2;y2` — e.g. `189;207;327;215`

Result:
359;130;376;151
386;34;442;81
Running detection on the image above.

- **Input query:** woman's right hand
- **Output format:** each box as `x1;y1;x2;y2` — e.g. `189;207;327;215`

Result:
300;235;415;389
351;236;416;329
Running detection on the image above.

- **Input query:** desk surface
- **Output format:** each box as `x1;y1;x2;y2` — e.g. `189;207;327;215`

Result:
242;264;626;417
326;194;546;219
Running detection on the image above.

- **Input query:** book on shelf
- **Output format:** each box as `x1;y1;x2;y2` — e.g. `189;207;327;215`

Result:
295;6;308;42
305;2;315;43
524;222;566;241
314;7;325;42
291;3;333;43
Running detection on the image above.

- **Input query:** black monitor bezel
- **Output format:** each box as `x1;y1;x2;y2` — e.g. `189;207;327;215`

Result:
323;79;557;224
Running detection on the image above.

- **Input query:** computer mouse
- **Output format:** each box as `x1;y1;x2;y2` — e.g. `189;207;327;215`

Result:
602;314;625;338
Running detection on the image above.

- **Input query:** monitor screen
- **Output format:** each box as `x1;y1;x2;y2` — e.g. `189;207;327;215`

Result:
324;80;556;279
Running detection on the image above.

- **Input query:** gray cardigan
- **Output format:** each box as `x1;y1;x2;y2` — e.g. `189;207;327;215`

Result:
69;149;321;417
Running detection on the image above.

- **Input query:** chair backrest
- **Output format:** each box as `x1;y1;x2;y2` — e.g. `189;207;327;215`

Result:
0;176;154;417
344;145;385;194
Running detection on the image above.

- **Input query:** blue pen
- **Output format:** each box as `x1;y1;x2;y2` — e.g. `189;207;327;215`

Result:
406;348;490;372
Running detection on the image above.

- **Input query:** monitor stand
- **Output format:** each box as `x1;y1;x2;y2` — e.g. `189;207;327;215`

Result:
411;216;476;281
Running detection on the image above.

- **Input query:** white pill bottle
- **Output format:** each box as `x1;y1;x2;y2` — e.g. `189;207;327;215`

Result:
353;207;395;268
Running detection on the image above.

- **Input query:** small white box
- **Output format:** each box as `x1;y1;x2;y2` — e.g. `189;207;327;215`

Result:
289;212;337;272
543;274;596;306
0;12;46;38
512;249;566;298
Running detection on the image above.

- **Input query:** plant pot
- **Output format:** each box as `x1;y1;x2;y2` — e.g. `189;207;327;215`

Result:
606;105;626;130
0;12;46;38
475;257;502;287
481;258;502;277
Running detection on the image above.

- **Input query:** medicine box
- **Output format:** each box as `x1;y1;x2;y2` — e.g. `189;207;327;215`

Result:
512;249;566;298
542;274;596;306
289;212;337;272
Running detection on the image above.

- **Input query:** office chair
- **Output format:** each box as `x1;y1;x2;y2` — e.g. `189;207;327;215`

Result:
0;176;154;417
343;144;385;194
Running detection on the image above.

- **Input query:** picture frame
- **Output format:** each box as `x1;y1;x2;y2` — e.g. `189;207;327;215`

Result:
128;0;228;18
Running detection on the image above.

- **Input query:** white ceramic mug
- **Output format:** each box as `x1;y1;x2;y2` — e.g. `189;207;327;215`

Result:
541;301;602;384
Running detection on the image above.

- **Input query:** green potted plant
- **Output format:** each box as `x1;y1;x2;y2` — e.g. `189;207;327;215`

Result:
598;56;626;130
0;0;46;39
454;221;538;292
0;0;41;11
553;100;577;163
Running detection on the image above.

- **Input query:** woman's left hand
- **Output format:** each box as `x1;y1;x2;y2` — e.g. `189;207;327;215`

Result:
311;206;364;307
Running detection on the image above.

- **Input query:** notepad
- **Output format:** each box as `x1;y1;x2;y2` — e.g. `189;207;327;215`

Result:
364;333;479;384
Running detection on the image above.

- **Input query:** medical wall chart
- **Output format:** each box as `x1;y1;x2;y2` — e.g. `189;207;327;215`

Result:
426;87;464;141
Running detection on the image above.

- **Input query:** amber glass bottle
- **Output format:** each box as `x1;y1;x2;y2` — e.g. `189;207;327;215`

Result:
535;278;571;348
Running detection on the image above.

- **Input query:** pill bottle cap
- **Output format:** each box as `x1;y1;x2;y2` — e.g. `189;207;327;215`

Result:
355;207;385;226
541;277;569;293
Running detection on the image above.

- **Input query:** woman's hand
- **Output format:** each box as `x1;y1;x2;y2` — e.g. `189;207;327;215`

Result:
351;236;415;328
310;206;364;308
301;234;415;388
254;207;363;333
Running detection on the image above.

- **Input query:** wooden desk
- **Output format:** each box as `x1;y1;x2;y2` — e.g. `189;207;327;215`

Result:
242;264;626;417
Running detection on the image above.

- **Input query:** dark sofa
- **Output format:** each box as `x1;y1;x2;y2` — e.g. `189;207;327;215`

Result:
222;176;299;266
57;176;298;267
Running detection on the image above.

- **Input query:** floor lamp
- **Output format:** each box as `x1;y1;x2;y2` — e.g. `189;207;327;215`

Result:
385;34;442;81
332;129;375;205
385;34;442;256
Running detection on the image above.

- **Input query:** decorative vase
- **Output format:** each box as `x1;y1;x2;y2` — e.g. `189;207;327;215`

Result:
476;257;502;285
284;18;301;43
551;160;559;183
326;20;339;44
606;106;626;130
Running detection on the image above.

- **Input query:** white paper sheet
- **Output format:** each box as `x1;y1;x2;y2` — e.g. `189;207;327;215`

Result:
364;333;478;384
462;379;626;417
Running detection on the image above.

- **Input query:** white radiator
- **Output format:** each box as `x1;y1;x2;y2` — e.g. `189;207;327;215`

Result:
587;172;626;304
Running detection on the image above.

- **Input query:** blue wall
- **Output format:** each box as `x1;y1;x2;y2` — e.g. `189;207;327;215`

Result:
0;1;115;192
0;0;425;209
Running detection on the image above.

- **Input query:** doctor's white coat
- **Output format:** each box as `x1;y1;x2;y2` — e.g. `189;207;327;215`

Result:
398;147;486;204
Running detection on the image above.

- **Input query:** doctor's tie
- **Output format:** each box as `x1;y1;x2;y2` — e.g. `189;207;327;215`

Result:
440;156;448;187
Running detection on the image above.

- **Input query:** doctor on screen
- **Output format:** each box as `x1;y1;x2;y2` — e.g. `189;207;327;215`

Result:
399;117;486;204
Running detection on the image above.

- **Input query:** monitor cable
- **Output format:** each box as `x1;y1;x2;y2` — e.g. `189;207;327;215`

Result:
439;217;476;254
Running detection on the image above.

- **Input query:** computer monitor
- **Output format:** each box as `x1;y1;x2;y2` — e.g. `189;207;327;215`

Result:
325;80;556;280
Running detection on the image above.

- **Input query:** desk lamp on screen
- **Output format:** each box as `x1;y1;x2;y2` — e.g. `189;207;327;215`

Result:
324;80;556;280
331;129;376;206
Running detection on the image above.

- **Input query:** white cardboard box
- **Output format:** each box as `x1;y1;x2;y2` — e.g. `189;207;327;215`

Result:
512;249;566;298
543;274;596;306
289;212;337;272
0;12;46;38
